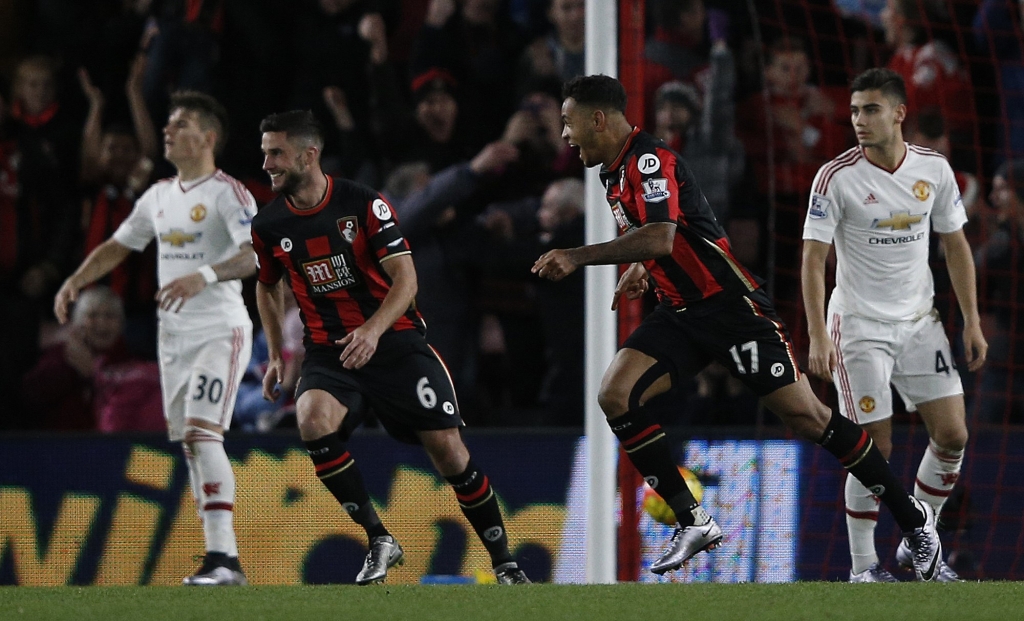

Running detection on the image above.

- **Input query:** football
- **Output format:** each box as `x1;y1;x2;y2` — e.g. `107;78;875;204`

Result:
642;466;704;526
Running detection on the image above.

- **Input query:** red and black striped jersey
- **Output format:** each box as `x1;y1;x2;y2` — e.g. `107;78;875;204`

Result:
600;128;762;308
251;175;425;347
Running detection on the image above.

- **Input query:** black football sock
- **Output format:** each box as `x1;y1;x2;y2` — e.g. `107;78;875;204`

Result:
817;410;925;531
305;433;389;542
446;460;514;568
610;408;704;527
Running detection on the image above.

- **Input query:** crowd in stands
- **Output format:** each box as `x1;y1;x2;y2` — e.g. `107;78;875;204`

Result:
1;0;1022;432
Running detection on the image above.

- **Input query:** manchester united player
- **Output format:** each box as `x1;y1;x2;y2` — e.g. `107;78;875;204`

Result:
533;74;945;580
252;111;528;586
802;68;986;582
55;91;256;586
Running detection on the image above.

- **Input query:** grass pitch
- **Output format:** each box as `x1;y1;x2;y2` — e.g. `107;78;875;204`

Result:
1;582;1021;621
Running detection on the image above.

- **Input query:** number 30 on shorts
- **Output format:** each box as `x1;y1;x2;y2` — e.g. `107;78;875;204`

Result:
192;374;224;404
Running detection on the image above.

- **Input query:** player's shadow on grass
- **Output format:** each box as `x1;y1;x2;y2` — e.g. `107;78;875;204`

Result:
303;536;368;584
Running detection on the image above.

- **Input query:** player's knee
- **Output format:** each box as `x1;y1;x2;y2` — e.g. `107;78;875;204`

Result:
184;424;224;445
933;426;968;453
597;383;628;418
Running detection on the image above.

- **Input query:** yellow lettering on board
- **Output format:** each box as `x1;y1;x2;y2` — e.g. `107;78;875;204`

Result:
94;494;162;585
0;487;101;585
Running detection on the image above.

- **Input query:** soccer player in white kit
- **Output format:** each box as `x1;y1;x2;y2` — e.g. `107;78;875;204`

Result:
55;91;256;586
801;68;987;583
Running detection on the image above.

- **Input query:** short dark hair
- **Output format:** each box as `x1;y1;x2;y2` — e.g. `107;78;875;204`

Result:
915;108;946;140
850;68;907;105
169;90;229;154
259;110;325;150
562;75;627;113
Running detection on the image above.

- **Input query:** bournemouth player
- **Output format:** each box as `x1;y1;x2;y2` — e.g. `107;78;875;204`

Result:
802;68;986;582
55;91;256;585
533;74;945;580
252;111;529;586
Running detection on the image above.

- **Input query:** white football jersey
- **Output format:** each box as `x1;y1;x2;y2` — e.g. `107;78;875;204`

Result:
114;170;256;333
802;144;967;322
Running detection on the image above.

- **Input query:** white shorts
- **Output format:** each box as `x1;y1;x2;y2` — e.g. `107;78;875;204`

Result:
829;309;963;425
158;325;252;441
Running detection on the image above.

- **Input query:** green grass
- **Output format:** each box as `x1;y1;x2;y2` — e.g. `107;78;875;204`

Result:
1;583;1022;621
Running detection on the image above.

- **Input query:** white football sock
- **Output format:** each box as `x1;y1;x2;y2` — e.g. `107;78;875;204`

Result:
846;475;880;574
182;443;204;520
190;437;239;557
915;440;964;513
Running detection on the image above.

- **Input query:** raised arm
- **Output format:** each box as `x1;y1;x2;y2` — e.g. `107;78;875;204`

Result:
78;68;105;184
126;54;158;161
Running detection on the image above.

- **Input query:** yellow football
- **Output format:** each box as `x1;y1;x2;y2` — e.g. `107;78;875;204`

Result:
642;466;704;526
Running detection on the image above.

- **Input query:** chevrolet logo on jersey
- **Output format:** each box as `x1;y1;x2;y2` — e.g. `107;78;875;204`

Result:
159;229;202;247
871;211;925;231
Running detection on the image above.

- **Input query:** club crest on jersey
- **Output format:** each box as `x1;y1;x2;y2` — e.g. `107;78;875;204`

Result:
871;210;925;231
641;178;670;203
912;180;931;201
159;228;202;247
809;194;830;219
301;253;360;294
638;153;661;174
337;216;359;244
859;396;876;413
190;204;207;222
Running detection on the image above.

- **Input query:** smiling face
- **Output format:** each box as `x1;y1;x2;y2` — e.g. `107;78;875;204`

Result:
261;131;316;194
850;88;905;149
560;97;603;168
163;108;214;167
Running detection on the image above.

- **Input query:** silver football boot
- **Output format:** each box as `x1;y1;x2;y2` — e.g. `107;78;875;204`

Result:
183;554;248;586
849;563;899;583
355;535;405;585
901;498;942;581
896;538;962;582
494;562;531;584
650;516;723;575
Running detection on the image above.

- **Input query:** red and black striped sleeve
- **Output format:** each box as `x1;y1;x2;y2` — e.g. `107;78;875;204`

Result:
626;148;682;226
251;228;282;285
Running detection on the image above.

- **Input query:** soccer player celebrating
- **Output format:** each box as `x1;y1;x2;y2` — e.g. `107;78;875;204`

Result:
55;91;257;586
533;74;946;580
801;68;986;582
252;111;529;586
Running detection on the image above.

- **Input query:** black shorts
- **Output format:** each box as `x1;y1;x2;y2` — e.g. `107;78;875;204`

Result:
622;289;801;397
296;330;462;444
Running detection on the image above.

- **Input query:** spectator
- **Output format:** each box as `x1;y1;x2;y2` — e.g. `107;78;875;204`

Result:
651;38;744;224
78;57;160;358
496;83;577;200
412;0;527;141
380;67;478;173
881;0;975;141
974;0;1024;167
0;55;81;428
518;0;585;92
972;159;1024;423
642;0;728;127
142;0;224;117
387;141;520;417
21;286;162;431
478;178;586;426
737;36;849;198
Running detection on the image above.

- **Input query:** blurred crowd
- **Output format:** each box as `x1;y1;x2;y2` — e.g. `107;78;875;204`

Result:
1;0;1023;432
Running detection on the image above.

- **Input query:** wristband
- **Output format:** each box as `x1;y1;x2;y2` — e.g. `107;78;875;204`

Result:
197;265;218;285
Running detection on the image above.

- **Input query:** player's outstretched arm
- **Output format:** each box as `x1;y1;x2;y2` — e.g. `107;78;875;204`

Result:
801;239;837;382
532;222;675;282
939;229;988;372
256;279;287;401
156;242;257;313
54;239;133;324
337;253;418;370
